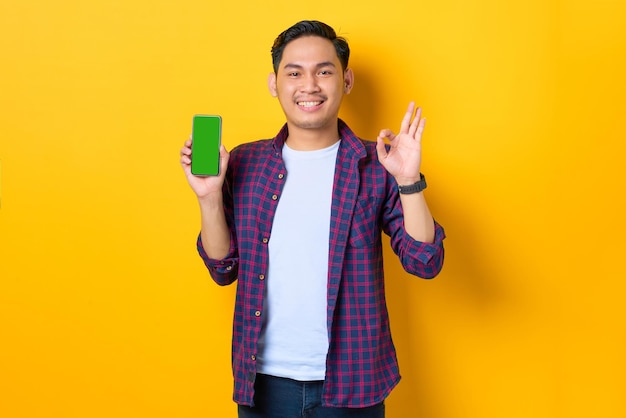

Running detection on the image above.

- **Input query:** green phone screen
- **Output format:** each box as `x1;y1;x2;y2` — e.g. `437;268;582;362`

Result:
191;115;221;176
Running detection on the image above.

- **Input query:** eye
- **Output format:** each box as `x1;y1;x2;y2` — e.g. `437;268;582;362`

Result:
319;70;333;76
287;71;300;77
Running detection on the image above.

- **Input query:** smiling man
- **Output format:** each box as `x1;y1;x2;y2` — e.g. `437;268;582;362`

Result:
268;35;353;148
180;20;446;418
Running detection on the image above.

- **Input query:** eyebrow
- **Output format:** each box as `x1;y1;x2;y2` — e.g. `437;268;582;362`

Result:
282;61;337;71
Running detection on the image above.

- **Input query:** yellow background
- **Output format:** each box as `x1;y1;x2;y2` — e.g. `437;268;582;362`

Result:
1;0;625;417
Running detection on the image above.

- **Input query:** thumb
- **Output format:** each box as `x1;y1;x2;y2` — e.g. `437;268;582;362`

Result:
218;145;230;173
376;136;388;161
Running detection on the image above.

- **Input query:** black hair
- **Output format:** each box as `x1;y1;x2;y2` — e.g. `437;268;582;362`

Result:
271;20;350;73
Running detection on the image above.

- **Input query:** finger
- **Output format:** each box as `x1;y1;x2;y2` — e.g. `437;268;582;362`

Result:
400;102;416;134
375;136;388;161
218;145;230;174
378;129;395;141
408;106;422;138
180;139;194;165
416;117;426;140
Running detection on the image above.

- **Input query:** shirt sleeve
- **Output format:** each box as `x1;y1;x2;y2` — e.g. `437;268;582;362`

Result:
383;176;446;279
394;220;446;278
196;232;239;286
195;157;240;286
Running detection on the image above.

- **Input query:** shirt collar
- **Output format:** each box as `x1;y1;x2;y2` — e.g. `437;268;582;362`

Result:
271;119;367;160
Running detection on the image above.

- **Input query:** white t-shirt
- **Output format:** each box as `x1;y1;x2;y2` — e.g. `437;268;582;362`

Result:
256;140;339;381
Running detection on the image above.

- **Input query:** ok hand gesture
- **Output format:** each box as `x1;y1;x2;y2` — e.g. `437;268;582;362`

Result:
376;102;425;185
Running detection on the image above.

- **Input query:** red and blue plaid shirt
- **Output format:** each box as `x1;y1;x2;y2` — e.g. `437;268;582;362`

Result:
197;120;445;408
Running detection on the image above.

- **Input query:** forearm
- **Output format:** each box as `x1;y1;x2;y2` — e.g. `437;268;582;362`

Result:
198;192;231;260
399;192;435;244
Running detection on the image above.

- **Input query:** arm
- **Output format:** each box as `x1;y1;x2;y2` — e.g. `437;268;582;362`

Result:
376;102;435;243
180;137;231;259
397;191;435;243
197;191;231;260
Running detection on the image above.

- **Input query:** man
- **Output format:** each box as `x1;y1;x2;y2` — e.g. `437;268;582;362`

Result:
180;20;445;418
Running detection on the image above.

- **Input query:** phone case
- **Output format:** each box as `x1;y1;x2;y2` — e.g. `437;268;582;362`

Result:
191;115;222;176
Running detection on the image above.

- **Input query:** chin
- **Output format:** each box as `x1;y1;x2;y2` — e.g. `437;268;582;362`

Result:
294;121;325;130
291;116;335;130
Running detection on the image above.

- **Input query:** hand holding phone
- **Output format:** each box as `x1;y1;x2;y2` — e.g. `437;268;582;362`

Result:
191;115;222;176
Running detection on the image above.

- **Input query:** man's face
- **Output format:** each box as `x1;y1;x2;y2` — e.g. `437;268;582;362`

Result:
269;36;353;135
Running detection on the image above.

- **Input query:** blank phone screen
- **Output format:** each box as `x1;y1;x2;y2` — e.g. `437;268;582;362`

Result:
191;115;221;176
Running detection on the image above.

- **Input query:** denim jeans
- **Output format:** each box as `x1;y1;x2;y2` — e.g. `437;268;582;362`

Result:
238;374;385;418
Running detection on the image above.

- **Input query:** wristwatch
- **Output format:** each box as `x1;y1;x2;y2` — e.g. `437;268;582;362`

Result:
398;173;427;195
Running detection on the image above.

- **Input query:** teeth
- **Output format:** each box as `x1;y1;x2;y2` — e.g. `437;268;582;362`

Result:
298;101;321;107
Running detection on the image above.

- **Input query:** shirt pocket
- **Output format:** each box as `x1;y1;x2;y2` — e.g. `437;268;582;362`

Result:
348;196;381;248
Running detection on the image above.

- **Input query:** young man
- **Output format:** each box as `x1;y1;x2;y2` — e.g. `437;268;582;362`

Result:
180;20;445;418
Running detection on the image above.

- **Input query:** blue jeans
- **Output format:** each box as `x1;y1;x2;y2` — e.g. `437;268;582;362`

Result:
238;374;385;418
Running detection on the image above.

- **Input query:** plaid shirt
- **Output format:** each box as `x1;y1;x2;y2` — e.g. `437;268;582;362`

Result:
197;120;445;408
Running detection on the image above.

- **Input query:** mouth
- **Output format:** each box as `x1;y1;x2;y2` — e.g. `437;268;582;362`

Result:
296;99;326;112
297;100;324;108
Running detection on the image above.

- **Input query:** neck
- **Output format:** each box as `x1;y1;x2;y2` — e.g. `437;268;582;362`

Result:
285;121;340;151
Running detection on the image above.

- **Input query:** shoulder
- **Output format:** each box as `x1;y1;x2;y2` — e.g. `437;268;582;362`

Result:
343;136;382;168
231;138;273;155
337;120;379;161
359;138;379;156
229;138;274;166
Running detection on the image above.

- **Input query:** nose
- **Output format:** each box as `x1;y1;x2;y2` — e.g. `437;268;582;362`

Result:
299;73;320;93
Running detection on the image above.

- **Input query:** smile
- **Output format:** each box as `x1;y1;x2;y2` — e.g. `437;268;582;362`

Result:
297;101;323;107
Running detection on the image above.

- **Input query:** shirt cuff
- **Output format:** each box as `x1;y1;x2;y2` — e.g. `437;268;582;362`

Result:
196;233;238;276
402;220;446;265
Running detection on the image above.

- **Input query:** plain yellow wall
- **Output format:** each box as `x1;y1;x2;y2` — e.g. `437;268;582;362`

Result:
1;0;625;417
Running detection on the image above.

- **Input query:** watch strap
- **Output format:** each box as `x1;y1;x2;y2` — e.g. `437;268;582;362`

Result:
398;173;427;194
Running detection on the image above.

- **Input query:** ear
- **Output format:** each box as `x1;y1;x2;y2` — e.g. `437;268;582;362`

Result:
268;72;278;97
343;68;354;94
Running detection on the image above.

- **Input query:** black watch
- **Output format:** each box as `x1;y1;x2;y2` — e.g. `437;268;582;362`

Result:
398;173;427;195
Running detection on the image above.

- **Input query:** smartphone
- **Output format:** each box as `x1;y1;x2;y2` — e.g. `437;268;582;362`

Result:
191;115;222;176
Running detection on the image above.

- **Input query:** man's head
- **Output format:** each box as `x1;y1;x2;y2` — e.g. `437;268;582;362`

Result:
268;21;354;144
271;20;350;74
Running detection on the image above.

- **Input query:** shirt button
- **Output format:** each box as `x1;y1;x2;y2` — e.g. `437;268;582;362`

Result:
226;265;232;271
262;237;268;244
278;173;284;179
254;310;261;317
271;194;278;200
251;355;256;361
258;274;265;281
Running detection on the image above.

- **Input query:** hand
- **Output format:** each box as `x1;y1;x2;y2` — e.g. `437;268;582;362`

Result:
376;102;425;185
180;135;230;199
